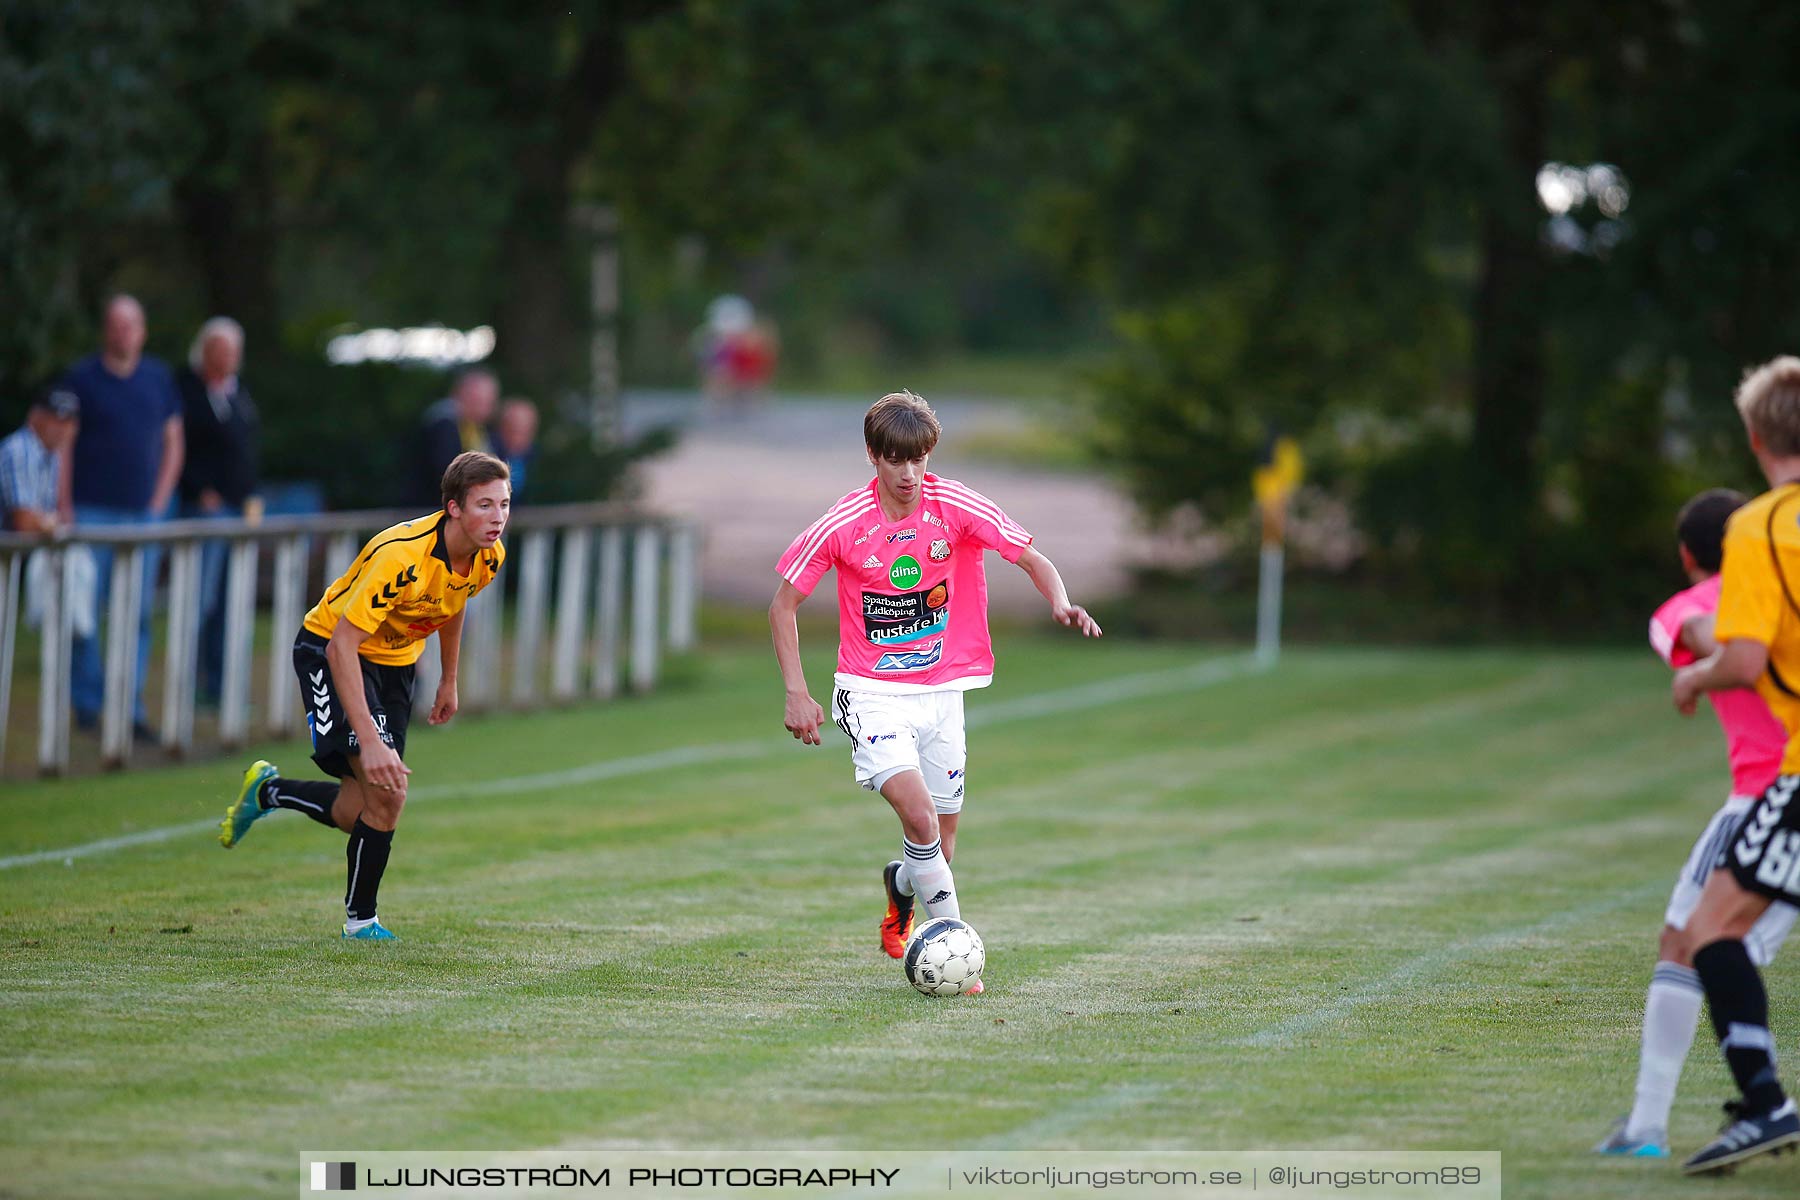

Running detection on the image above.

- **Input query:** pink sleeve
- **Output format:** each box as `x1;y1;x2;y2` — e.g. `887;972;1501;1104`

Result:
934;480;1033;563
776;511;844;595
1649;595;1700;667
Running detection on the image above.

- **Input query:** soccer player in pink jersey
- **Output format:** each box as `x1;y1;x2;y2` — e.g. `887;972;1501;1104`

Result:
770;391;1101;986
1595;488;1795;1158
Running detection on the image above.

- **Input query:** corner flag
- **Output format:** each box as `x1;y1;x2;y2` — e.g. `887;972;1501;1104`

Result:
1253;435;1304;664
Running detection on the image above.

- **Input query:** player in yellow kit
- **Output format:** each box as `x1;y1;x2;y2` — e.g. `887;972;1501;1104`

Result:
1668;357;1800;1171
219;451;510;939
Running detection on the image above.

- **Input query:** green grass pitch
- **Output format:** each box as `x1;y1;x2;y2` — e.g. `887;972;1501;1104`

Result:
2;636;1797;1198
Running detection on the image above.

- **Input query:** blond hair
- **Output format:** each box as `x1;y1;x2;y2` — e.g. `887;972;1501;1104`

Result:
863;390;941;461
1735;356;1800;456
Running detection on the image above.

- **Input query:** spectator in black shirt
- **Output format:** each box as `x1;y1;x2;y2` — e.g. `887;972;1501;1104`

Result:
419;367;497;505
178;316;261;704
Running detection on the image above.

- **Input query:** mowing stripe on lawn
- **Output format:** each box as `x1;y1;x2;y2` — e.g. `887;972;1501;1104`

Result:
1237;878;1669;1049
972;879;1669;1145
0;655;1267;871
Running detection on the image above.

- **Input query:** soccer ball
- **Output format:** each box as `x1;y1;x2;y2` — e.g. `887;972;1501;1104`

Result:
903;916;985;996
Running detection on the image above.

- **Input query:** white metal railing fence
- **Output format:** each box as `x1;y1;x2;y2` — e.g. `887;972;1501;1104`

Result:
0;504;699;777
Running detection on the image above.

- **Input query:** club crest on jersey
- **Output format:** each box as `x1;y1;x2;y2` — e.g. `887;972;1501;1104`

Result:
886;528;917;544
873;639;943;673
862;554;882;570
929;539;951;561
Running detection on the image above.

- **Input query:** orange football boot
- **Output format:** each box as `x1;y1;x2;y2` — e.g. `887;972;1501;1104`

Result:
881;860;915;958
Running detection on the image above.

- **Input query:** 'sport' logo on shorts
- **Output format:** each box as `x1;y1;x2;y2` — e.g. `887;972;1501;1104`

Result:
889;555;921;589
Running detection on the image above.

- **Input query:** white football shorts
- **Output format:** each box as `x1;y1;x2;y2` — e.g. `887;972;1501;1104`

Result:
830;686;967;814
1665;794;1797;966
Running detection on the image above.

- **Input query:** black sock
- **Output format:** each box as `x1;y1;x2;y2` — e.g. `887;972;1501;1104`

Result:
258;777;341;828
344;818;395;923
1694;938;1788;1115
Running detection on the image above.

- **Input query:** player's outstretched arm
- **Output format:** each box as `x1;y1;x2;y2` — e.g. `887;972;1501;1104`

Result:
1015;546;1102;637
429;609;464;726
1679;612;1718;658
1672;636;1767;715
769;580;825;745
326;620;411;793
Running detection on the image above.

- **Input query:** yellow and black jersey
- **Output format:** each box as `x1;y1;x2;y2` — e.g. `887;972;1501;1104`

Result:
1717;483;1800;771
302;512;506;666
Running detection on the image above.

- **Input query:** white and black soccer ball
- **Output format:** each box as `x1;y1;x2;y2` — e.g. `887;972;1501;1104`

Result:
903;917;985;996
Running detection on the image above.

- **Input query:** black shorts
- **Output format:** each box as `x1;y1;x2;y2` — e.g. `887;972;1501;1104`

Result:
1726;774;1800;903
293;630;416;780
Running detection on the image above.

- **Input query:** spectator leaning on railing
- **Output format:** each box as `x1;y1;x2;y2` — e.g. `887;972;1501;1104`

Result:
178;316;262;705
58;293;185;738
0;384;78;535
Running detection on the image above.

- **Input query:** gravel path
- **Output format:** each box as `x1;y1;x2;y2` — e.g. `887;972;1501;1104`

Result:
626;391;1152;615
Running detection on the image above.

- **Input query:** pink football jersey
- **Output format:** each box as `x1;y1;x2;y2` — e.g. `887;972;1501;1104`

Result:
777;474;1033;694
1650;573;1785;796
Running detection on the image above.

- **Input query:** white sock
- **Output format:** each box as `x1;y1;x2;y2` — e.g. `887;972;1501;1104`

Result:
1625;961;1704;1139
899;836;957;919
344;914;380;934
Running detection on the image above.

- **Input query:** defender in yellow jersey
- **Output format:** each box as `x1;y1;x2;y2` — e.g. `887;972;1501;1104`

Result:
302;499;505;665
219;451;511;942
1667;357;1800;1173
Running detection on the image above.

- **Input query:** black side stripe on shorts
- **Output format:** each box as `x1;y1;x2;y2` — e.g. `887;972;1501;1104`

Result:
1695;811;1742;885
834;688;856;744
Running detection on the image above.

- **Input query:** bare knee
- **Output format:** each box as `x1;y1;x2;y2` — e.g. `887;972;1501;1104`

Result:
900;808;938;845
1687;872;1771;947
363;789;406;831
1659;924;1692;967
345;768;406;832
879;773;938;845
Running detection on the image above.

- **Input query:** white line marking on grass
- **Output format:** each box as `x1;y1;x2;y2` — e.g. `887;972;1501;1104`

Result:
0;819;224;870
969;655;1262;727
0;654;1268;871
974;1082;1169;1149
416;740;777;802
1236;878;1667;1049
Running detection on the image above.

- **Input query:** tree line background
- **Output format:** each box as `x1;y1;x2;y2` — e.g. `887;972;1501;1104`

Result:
4;0;1799;631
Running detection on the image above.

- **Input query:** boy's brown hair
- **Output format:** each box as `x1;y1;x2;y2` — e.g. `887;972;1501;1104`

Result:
441;450;511;509
864;390;941;461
